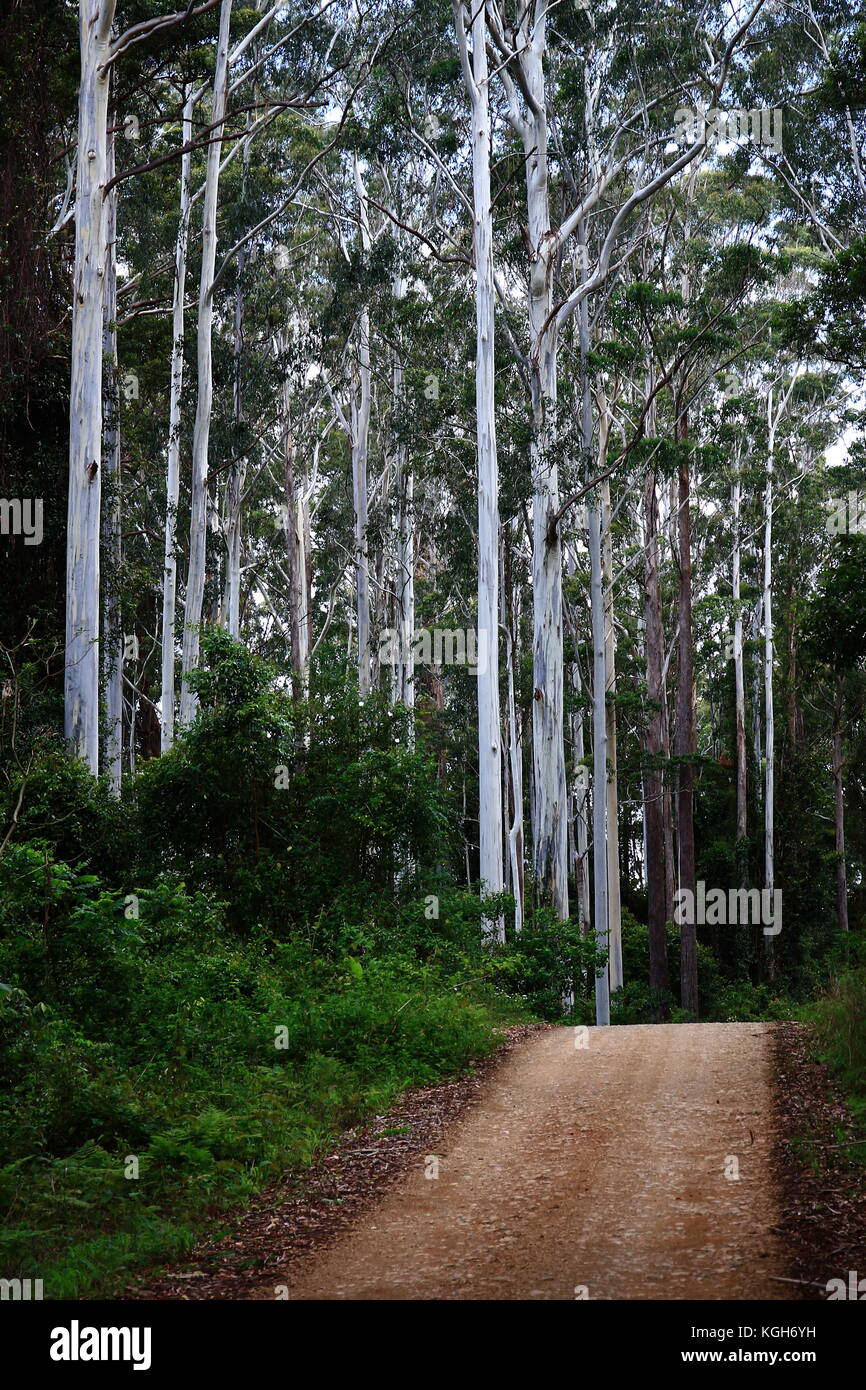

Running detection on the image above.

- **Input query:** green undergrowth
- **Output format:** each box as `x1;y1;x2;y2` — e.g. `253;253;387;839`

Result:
808;945;866;1157
0;862;527;1298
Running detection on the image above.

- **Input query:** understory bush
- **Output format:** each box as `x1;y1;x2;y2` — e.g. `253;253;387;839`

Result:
811;966;866;1097
0;860;519;1296
0;635;809;1298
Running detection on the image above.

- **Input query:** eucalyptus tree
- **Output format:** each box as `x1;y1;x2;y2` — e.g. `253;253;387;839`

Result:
453;0;505;918
480;0;768;923
66;0;222;771
179;0;234;728
160;90;194;750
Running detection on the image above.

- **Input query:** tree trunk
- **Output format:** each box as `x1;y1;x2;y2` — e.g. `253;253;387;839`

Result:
588;492;610;1026
281;375;307;695
832;676;849;934
351;156;372;697
642;463;671;1009
102;124;122;793
675;403;699;1016
179;0;232;727
564;544;591;938
522;21;567;920
160;91;193;751
732;455;747;847
573;669;591;936
466;3;504;919
505;618;525;933
763;406;775;975
601;466;623;991
394;461;414;709
390;267;414;715
66;0;117;772
223;238;247;639
223;119;253;641
751;592;763;815
577;273;607;1021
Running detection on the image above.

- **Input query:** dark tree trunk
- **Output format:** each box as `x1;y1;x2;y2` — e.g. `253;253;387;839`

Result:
675;406;699;1016
642;466;671;1014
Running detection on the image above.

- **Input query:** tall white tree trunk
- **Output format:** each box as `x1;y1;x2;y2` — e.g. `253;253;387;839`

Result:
281;373;310;698
466;2;504;916
160;92;193;751
66;0;117;772
179;0;232;727
579;289;608;1023
352;155;372;697
588;492;610;1026
752;591;764;813
524;28;567;920
505;618;524;933
501;522;525;931
223;122;252;640
390;269;414;714
455;1;505;922
394;463;414;708
102;125;122;793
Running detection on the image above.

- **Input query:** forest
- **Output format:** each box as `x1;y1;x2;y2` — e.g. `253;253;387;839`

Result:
2;0;866;1306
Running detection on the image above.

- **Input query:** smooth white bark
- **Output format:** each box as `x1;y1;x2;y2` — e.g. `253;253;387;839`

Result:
521;16;568;920
580;286;608;1023
179;0;233;727
455;0;504;917
65;0;117;772
281;370;311;697
588;492;610;1026
160;92;193;751
223;120;253;640
505;618;524;932
390;267;414;713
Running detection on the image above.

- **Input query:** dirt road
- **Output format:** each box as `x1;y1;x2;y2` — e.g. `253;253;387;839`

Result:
258;1023;790;1301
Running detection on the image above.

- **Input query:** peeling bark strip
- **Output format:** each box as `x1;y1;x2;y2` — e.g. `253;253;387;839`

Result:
66;1;117;772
